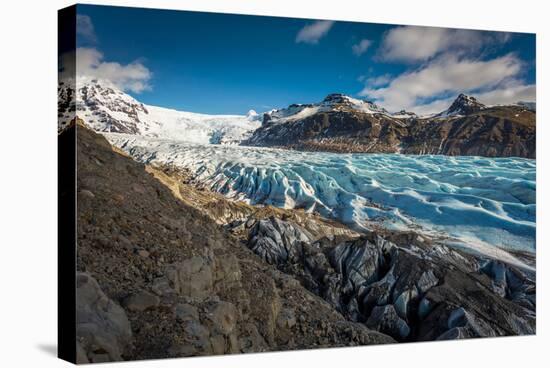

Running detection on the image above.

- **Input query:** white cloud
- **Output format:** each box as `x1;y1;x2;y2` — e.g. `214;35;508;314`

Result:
60;47;152;93
76;14;97;44
296;20;334;44
352;39;372;56
406;82;535;116
410;98;456;116
64;16;150;93
476;81;535;105
360;54;525;113
364;74;391;87
379;26;510;62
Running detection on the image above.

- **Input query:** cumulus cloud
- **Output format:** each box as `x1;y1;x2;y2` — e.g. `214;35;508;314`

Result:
360;54;526;113
378;25;510;62
408;81;535;116
76;14;97;44
296;20;334;44
352;39;372;56
411;98;457;116
61;47;152;93
475;81;535;105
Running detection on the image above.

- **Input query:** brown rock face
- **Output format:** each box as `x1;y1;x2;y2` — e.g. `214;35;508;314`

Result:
245;104;535;158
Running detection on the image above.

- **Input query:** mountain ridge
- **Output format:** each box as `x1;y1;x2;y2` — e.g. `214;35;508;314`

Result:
59;81;536;158
245;93;536;158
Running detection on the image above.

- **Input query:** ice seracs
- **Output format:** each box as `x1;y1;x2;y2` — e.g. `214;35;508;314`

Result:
105;133;536;269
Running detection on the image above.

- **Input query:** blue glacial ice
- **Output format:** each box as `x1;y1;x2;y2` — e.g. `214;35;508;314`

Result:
107;134;536;261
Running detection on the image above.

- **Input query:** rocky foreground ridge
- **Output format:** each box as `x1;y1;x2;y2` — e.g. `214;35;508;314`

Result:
71;124;535;363
245;94;536;158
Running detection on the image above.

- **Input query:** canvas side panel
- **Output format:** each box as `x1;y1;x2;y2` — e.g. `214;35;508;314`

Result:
58;4;77;364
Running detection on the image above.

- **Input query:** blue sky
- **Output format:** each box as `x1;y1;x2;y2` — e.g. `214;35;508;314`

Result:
74;4;535;115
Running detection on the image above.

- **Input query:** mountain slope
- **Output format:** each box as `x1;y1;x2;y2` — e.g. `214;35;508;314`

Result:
58;78;261;144
405;105;535;157
246;93;410;153
432;94;485;118
245;94;536;158
73;122;393;362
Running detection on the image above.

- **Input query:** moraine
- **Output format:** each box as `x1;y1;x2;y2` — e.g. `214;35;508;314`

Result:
106;133;536;269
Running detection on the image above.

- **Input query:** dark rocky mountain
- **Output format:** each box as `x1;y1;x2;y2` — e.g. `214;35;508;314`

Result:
405;105;536;157
69;122;535;362
244;94;536;158
435;93;485;117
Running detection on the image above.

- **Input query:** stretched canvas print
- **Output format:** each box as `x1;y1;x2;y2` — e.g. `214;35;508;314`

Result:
58;3;536;364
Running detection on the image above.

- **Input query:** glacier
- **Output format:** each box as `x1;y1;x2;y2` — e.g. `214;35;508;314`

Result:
106;133;536;265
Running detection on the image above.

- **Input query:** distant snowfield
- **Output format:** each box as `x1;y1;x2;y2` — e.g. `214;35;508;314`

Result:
132;105;261;144
105;133;536;269
60;77;261;143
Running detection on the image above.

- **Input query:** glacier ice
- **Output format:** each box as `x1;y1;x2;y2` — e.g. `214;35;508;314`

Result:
106;134;536;262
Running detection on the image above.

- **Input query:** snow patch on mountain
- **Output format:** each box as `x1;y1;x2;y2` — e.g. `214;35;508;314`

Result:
58;77;261;144
262;93;395;125
431;94;486;118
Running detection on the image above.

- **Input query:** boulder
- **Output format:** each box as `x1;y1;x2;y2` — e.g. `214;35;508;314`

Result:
122;290;160;312
276;308;297;330
174;303;199;321
151;276;174;296
206;301;238;335
76;273;132;362
166;256;213;300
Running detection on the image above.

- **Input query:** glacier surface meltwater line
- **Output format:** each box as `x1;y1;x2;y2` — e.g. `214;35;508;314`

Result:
107;134;536;260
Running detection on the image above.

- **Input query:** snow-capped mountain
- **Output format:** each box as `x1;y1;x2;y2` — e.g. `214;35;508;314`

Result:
245;93;536;158
58;82;536;158
433;94;485;118
58;78;261;144
262;93;392;125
